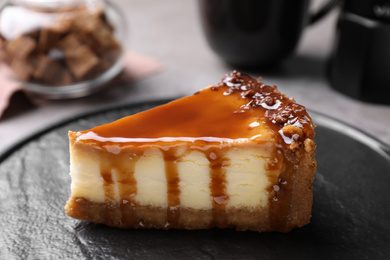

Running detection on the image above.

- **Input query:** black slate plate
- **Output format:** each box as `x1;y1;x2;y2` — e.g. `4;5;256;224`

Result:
1;99;390;260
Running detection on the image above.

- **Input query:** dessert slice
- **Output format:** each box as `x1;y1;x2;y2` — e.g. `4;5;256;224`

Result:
65;71;316;232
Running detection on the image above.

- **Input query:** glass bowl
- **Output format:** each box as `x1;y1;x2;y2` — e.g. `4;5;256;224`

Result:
0;0;127;99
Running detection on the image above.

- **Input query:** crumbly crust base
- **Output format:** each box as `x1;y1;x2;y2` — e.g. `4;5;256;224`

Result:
276;144;317;232
65;197;273;231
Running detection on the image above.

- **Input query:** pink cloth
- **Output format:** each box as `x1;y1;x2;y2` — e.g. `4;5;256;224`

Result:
0;66;22;117
0;51;163;118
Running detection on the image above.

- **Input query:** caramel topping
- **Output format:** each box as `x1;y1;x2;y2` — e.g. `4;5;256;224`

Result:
79;71;314;151
219;70;315;148
82;87;258;142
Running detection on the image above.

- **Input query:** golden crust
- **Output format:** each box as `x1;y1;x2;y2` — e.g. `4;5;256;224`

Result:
65;197;272;231
281;143;316;232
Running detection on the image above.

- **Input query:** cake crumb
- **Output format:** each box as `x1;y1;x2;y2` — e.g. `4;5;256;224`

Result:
304;138;315;153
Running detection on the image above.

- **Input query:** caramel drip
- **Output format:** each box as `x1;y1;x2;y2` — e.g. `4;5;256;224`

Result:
99;160;120;223
267;149;293;232
117;155;139;227
208;149;229;228
100;161;116;202
99;154;141;227
163;148;181;228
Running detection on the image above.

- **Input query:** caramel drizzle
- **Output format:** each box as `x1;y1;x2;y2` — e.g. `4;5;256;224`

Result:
117;156;139;227
100;161;116;202
97;146;292;230
100;155;139;227
99;160;120;223
207;149;229;228
164;148;181;228
267;149;293;232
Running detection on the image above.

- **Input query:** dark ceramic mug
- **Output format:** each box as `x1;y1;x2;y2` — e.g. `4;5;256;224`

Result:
328;0;390;104
199;0;341;67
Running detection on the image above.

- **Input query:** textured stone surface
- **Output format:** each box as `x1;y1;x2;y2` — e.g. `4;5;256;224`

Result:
0;101;389;259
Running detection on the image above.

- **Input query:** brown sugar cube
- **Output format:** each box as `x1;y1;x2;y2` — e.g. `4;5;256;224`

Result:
0;35;6;49
33;55;52;79
51;17;72;33
95;8;115;32
6;36;36;59
38;28;61;52
83;47;122;79
92;25;120;51
72;10;100;31
96;49;120;72
72;14;119;54
84;53;112;78
50;67;73;86
26;30;40;39
57;33;83;52
38;19;72;52
40;59;73;86
1;51;13;65
0;51;7;63
0;36;7;62
10;57;35;81
86;59;110;78
65;44;99;79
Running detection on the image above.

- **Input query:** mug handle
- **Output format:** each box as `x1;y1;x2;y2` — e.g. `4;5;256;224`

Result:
309;0;344;24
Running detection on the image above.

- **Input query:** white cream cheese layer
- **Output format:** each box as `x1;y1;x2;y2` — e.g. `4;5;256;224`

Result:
177;150;213;209
69;146;275;209
224;148;270;208
133;149;167;207
69;148;106;202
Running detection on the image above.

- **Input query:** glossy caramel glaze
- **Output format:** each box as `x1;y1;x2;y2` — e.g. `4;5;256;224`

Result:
68;71;316;232
78;70;314;148
219;70;315;145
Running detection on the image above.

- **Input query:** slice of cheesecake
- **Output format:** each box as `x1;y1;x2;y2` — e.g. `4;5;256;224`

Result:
65;71;316;232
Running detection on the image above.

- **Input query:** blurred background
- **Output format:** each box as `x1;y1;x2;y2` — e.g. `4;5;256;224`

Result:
0;0;389;153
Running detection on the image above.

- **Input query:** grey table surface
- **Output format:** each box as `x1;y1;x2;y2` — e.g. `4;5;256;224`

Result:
0;0;389;155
